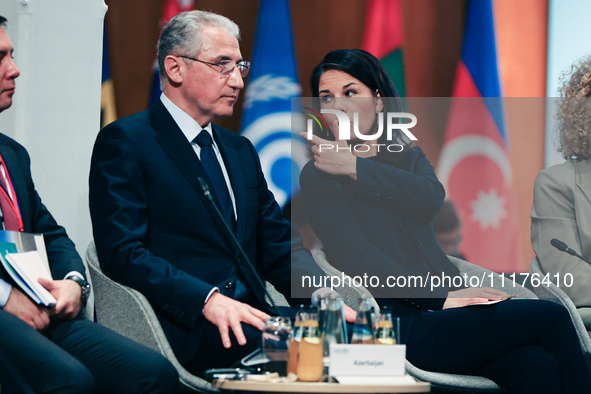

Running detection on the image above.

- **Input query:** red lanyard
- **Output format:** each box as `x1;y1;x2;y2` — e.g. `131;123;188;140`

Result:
0;153;24;232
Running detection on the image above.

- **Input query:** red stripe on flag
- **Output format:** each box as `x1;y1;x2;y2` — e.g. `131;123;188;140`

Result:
451;62;481;98
161;0;194;29
361;0;404;59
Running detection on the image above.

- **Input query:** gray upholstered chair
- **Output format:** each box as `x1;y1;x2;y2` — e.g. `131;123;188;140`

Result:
80;251;94;322
86;241;299;392
85;241;216;392
314;250;539;393
447;255;537;300
530;257;591;362
313;250;380;312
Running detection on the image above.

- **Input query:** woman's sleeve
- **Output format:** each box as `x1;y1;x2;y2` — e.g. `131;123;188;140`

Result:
353;147;445;223
299;162;448;309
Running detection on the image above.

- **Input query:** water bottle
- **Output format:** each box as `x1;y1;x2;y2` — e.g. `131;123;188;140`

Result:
351;295;374;344
369;305;377;339
323;293;347;353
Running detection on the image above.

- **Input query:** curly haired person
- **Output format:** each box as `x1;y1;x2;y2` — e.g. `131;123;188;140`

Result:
531;55;591;335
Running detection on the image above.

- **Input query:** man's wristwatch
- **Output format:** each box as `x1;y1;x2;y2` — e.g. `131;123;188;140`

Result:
66;276;91;307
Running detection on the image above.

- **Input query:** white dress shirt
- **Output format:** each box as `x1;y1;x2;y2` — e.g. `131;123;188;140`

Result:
160;93;237;219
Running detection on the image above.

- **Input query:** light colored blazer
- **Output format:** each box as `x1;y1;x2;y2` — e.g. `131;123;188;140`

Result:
531;159;591;329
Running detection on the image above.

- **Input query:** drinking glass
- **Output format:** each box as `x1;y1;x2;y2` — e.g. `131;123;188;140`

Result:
287;306;307;375
297;309;324;382
262;316;292;376
375;308;400;345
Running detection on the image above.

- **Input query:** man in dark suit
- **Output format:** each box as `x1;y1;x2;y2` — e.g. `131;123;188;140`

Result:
89;10;334;377
0;16;178;393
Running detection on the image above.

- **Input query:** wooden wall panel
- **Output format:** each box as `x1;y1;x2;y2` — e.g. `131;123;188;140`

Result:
105;0;465;157
105;1;163;118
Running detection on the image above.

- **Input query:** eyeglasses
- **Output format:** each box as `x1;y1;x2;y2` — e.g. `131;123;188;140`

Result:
178;55;251;78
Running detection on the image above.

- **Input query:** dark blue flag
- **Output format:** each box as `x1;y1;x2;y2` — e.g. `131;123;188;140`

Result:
240;0;305;207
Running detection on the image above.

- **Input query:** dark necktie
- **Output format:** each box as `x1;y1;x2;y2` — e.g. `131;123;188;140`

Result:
195;130;235;231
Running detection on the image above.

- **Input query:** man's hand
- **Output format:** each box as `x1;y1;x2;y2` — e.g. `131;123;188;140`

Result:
38;278;82;320
442;287;510;310
3;287;50;331
343;303;357;323
301;132;357;180
203;292;270;349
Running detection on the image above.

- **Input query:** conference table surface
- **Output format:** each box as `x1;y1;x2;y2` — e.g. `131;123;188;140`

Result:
213;378;431;393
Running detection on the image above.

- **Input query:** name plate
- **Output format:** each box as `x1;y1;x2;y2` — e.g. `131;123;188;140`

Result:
329;344;406;378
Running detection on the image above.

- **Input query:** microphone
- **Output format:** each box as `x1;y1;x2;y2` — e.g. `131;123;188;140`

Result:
197;177;281;317
550;238;591;265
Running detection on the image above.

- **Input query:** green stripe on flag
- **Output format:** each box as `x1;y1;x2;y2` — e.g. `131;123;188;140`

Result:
380;49;406;98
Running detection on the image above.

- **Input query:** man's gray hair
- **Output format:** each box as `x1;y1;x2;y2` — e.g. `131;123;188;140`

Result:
157;10;240;87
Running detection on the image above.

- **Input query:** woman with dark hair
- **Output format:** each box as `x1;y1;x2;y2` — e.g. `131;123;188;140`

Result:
308;49;409;159
531;55;591;329
300;49;591;393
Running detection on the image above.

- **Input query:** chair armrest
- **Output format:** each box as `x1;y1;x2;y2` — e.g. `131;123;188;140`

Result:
85;241;217;392
448;255;537;299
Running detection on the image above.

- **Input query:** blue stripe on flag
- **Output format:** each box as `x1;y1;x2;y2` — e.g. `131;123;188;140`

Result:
461;0;506;139
240;0;304;207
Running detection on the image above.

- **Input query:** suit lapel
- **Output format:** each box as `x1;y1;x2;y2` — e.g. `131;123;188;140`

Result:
212;124;247;245
0;144;30;230
149;100;235;246
575;160;591;204
574;161;591;258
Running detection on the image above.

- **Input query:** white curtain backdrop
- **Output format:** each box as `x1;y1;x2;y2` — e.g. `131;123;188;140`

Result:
0;0;107;257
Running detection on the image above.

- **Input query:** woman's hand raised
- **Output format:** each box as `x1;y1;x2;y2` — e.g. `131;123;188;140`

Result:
301;131;358;180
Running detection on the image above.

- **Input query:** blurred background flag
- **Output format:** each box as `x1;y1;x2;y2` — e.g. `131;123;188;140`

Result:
437;0;523;272
148;0;194;106
101;24;117;128
240;0;305;207
361;0;406;97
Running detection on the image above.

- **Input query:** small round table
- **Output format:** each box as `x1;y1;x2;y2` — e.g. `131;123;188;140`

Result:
213;378;430;393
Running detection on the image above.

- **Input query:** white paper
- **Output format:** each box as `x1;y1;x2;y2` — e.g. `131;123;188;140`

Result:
466;299;507;306
6;251;56;306
0;253;42;304
33;234;50;272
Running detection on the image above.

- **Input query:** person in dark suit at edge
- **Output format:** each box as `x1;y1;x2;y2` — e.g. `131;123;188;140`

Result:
89;10;353;378
0;16;178;393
